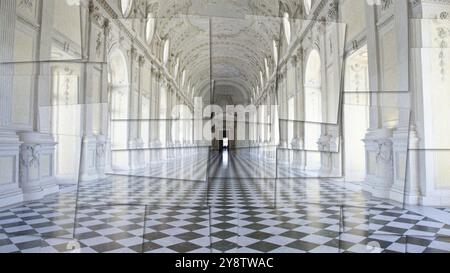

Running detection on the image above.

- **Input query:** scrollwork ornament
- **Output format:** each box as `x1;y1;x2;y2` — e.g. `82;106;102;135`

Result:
20;144;41;168
375;141;392;163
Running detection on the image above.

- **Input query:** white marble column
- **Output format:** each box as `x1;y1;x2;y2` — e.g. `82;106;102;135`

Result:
0;130;24;207
362;2;395;197
0;1;24;207
79;2;100;181
390;127;421;204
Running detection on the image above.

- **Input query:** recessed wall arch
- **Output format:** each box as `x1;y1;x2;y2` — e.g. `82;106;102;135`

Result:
120;0;134;18
304;48;322;169
107;48;130;169
304;0;312;15
146;13;156;44
304;48;322;90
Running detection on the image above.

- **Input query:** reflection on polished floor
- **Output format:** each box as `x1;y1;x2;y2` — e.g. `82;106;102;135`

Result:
1;150;450;253
110;148;338;181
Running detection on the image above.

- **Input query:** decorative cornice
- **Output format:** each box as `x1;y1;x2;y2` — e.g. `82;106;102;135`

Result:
93;0;193;107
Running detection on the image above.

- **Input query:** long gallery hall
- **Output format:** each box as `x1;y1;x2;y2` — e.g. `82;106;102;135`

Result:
1;0;450;253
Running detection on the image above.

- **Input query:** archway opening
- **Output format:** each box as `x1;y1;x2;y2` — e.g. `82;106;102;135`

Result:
304;49;322;170
108;49;129;170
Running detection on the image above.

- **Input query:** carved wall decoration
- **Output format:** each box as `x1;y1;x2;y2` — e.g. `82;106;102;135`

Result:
433;21;449;81
96;31;104;58
17;0;36;17
381;0;393;11
20;144;41;168
375;141;393;163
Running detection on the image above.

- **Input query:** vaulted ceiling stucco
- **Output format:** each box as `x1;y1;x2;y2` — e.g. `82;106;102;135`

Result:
144;0;305;104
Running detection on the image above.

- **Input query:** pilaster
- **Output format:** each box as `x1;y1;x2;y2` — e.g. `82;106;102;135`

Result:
19;132;59;201
0;130;23;207
362;128;394;199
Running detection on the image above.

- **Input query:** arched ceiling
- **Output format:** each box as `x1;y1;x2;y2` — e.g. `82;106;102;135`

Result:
144;0;305;103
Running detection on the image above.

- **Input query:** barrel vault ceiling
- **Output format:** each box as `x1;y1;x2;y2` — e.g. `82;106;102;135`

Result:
143;0;305;104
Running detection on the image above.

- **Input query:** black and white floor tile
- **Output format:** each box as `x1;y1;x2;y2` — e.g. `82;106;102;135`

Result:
1;149;450;253
143;206;211;253
110;149;210;181
439;208;450;214
210;206;341;253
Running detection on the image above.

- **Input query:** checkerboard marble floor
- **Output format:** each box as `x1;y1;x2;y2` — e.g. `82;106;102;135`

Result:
1;150;450;253
110;148;210;181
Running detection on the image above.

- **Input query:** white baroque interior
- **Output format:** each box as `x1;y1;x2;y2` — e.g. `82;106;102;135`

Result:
1;0;450;254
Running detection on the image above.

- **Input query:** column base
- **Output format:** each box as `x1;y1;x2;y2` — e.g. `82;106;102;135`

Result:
362;179;373;193
363;176;392;199
129;138;146;171
420;195;450;207
41;178;60;196
79;174;99;182
389;186;421;205
0;188;23;208
0;130;23;208
56;177;79;185
19;132;59;202
80;136;99;182
22;184;44;202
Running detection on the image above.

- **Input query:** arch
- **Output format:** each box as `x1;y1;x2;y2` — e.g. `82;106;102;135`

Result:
159;83;168;144
305;49;321;89
283;12;291;45
264;58;270;79
120;0;134;17
260;70;265;88
304;49;322;169
304;0;312;15
109;49;129;87
108;48;130;169
145;13;156;44
181;69;186;87
273;40;278;68
163;39;170;65
197;79;251;104
174;57;180;78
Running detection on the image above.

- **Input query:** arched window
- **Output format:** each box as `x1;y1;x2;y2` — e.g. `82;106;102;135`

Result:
181;70;186;87
264;58;270;79
163;39;170;65
273;40;278;68
145;13;155;44
260;70;265;88
159;85;167;144
304;49;322;169
108;49;130;169
304;0;312;15
120;0;134;17
305;50;321;92
174;58;179;78
283;12;291;45
287;96;295;145
141;93;150;149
